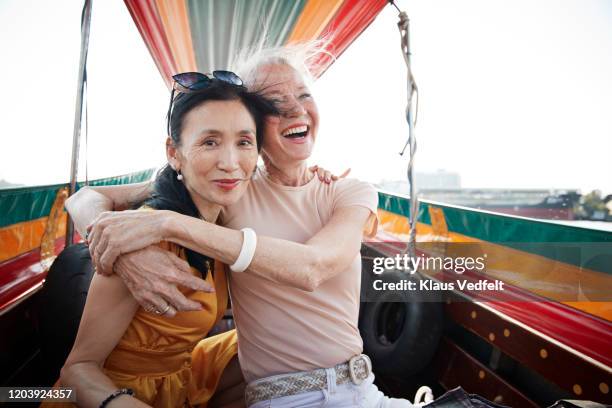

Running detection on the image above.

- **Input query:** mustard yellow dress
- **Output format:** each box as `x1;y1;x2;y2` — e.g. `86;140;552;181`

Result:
41;243;238;408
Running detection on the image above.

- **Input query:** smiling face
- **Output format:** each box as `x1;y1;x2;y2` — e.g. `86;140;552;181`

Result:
167;99;259;209
250;63;319;167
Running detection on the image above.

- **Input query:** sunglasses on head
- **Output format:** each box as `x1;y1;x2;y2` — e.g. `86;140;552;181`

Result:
167;70;244;135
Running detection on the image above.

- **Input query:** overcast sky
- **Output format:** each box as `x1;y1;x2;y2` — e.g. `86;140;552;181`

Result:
1;0;610;195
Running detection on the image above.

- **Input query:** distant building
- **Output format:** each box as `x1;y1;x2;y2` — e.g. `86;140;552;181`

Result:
376;173;581;220
377;170;461;193
417;170;461;190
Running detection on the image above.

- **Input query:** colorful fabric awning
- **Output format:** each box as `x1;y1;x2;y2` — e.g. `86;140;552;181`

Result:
124;0;389;88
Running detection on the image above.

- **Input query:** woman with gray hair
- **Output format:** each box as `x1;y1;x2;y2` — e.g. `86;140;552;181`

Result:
69;44;429;407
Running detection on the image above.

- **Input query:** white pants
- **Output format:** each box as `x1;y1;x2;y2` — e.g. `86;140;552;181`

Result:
248;369;414;408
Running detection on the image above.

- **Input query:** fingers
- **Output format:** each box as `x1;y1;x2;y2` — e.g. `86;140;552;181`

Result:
139;293;170;315
311;165;349;184
98;244;120;276
169;252;196;275
147;269;204;313
139;292;181;318
112;245;210;315
94;259;113;276
163;304;177;317
153;301;174;317
165;285;204;312
94;224;116;274
87;212;112;261
115;248;198;316
153;247;215;293
311;165;332;184
87;223;101;260
335;168;351;180
143;299;177;318
323;170;332;184
162;251;215;293
314;167;331;184
171;273;215;293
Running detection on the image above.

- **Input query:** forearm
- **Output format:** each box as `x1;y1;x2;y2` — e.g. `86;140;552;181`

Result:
60;362;150;408
166;214;346;291
65;182;152;238
65;188;114;237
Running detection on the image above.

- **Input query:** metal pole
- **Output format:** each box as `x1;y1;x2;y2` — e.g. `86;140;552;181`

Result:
66;0;93;246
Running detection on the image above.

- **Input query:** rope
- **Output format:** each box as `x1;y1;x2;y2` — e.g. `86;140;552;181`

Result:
393;2;420;263
84;69;89;186
81;0;90;187
66;0;93;246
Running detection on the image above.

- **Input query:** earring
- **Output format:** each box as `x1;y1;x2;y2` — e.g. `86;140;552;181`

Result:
176;169;183;181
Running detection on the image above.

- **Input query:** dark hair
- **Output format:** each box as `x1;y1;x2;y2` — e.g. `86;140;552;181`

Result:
168;81;277;150
145;80;277;278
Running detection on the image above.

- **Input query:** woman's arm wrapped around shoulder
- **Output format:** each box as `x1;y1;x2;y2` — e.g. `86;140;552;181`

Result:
168;178;378;291
65;181;152;238
88;179;379;294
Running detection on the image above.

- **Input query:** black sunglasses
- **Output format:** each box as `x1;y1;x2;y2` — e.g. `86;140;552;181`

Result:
167;71;244;135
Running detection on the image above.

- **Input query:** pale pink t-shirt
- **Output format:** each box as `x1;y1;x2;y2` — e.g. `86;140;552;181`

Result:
223;167;378;382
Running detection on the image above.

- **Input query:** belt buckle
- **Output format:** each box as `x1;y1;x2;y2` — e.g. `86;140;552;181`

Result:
348;354;372;385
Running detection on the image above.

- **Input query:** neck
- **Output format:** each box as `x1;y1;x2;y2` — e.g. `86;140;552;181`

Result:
191;194;222;223
262;155;312;187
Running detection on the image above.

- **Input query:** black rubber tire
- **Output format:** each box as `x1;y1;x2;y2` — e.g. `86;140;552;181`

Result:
39;243;94;380
359;272;444;376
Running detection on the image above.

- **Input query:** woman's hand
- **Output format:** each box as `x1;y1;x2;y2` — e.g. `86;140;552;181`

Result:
87;210;172;274
114;247;214;316
308;165;351;184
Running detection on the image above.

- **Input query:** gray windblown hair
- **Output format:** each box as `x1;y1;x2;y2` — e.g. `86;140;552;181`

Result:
231;40;335;90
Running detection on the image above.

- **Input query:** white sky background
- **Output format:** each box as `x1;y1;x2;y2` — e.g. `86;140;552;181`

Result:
0;0;610;194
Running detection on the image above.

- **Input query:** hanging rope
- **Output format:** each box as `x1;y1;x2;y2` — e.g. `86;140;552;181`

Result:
84;69;89;187
66;0;93;246
391;0;419;263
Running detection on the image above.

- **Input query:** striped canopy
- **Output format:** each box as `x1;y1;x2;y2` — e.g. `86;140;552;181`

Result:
124;0;389;87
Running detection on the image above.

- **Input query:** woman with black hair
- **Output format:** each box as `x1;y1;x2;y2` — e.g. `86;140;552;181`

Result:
45;74;276;408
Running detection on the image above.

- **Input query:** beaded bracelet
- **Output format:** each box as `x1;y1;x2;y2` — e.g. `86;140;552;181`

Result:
99;388;134;408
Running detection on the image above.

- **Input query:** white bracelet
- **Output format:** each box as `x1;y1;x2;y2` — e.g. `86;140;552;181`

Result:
230;228;257;273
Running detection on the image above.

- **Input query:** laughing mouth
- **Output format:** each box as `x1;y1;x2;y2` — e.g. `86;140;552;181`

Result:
281;125;309;139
